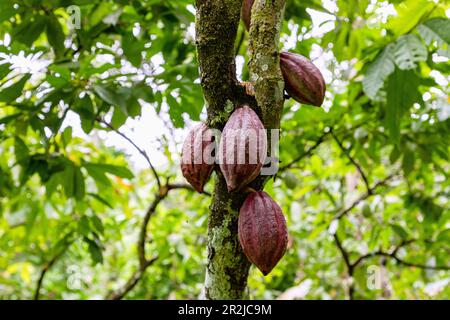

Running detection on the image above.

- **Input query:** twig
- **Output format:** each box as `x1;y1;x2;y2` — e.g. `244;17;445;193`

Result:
333;234;355;299
333;173;396;221
279;131;330;171
331;131;371;194
106;256;158;300
96;118;161;190
106;183;207;299
352;250;449;271
33;247;69;300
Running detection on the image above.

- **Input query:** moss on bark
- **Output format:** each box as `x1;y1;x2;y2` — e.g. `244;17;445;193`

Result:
195;0;285;300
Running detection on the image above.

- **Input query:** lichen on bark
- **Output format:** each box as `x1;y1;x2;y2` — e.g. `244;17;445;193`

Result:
195;0;285;300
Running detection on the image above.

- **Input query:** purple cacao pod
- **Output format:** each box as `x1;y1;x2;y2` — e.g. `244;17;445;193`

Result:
238;191;288;275
181;123;215;193
242;0;254;30
219;106;267;192
280;52;326;107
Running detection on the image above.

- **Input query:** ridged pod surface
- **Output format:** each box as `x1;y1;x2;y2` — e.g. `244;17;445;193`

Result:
181;123;215;193
219;106;267;192
238;191;288;275
280;52;326;107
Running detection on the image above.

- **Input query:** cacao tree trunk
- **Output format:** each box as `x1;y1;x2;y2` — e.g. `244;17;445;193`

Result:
195;0;285;299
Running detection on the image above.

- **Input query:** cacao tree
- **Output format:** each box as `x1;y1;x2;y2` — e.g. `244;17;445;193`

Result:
0;0;449;300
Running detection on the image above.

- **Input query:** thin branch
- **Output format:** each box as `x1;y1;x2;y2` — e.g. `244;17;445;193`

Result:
106;256;158;300
333;173;397;221
96;117;161;190
333;234;354;300
33;247;68;300
352;250;450;271
168;183;212;196
280;132;330;171
331;131;371;194
107;183;205;300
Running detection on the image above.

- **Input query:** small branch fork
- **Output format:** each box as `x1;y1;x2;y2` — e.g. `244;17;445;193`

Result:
331;130;371;194
95;118;209;300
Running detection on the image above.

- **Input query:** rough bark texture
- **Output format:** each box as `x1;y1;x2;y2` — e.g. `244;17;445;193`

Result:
195;0;285;299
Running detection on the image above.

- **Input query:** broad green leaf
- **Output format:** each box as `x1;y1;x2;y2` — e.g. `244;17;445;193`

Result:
0;63;12;79
387;0;435;36
0;2;16;22
87;193;113;209
390;224;408;240
418;18;450;46
84;237;104;265
46;14;65;58
362;45;395;100
122;34;143;68
385;68;421;144
394;35;427;70
14;15;46;46
0;74;31;103
83;162;134;180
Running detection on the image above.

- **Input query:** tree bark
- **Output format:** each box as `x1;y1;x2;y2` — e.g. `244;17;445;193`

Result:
195;0;285;300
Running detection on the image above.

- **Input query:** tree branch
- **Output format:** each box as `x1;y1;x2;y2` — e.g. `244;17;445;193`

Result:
33;243;71;300
96;117;161;190
333;173;397;221
331;130;371;194
333;234;354;299
279;131;329;171
351;239;449;271
106;183;205;300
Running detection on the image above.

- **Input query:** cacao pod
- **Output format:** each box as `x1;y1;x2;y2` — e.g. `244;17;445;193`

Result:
280;52;326;107
219;106;267;192
242;0;254;30
181;123;215;193
238;191;288;275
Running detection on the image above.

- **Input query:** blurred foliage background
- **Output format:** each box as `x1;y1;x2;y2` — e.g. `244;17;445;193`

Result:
0;0;449;299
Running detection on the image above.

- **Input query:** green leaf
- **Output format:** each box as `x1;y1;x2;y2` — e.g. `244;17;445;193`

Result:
90;215;104;236
61;126;73;147
402;148;415;176
387;0;434;36
0;63;12;80
166;94;184;128
73;95;95;134
74;166;85;200
122;34;143;68
87;193;113;209
46;14;65;58
15;15;46;46
78;216;91;237
418;18;450;46
390;224;408;240
14;137;29;164
84;237;104;265
0;74;31;103
83;162;134;180
0;2;16;22
93;85;127;114
394;35;427;70
362;45;395;100
385;68;421;144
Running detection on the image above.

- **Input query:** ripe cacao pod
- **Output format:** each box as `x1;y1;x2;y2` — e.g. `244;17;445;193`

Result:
219;106;267;192
242;0;254;30
238;191;288;275
181;123;215;193
280;52;326;107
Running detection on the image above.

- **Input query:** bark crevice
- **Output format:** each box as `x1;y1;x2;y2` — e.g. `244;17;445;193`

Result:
195;0;285;300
